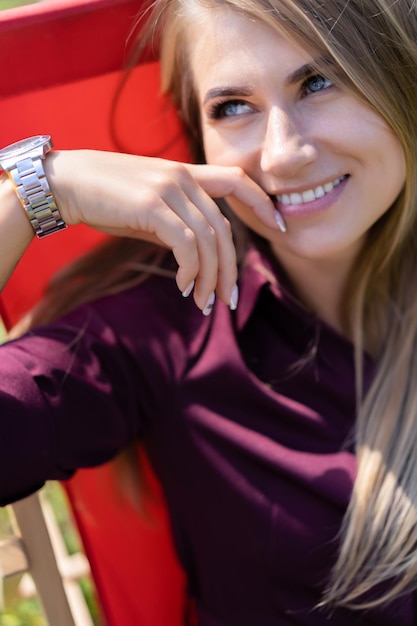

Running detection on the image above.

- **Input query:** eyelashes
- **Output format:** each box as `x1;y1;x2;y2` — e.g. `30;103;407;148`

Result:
205;73;334;120
206;99;253;120
302;74;333;95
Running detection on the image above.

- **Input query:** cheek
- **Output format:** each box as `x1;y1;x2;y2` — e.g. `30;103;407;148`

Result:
350;107;405;175
201;126;220;163
202;126;257;168
364;128;406;208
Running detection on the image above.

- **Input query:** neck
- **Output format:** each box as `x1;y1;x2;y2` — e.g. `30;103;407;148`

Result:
271;248;355;337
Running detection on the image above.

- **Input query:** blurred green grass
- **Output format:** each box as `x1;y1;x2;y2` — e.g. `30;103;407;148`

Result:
0;318;5;343
0;484;100;626
0;0;38;10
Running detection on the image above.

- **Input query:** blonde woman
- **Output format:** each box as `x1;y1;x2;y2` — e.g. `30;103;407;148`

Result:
0;0;416;622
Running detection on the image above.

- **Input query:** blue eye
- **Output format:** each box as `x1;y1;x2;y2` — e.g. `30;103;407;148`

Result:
209;100;252;119
303;74;333;95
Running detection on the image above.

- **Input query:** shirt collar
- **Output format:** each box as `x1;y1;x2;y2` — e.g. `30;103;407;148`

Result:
236;241;287;331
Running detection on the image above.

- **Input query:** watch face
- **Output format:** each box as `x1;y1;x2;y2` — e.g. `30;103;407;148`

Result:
0;135;52;160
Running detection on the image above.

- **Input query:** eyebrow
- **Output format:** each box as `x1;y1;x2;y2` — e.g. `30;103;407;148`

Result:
286;63;315;86
203;86;253;106
286;56;332;85
202;57;330;106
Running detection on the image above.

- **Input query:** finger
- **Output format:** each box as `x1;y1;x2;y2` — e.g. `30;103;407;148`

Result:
186;164;285;231
182;183;237;306
89;206;202;301
149;189;221;310
89;186;221;312
156;163;238;305
155;168;238;307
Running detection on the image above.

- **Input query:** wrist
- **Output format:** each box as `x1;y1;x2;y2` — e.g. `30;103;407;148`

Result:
44;150;83;227
0;136;67;239
0;174;34;292
0;174;34;240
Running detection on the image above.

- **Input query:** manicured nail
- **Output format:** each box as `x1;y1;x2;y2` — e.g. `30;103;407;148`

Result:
274;210;287;233
230;284;239;311
202;292;215;316
182;280;195;298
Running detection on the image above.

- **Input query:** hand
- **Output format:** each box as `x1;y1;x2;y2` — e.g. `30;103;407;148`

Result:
47;150;278;313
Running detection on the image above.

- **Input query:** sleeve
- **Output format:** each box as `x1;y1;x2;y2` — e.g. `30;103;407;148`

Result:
0;305;144;505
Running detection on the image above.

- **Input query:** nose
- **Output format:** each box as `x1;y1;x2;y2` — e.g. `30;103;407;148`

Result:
260;106;316;179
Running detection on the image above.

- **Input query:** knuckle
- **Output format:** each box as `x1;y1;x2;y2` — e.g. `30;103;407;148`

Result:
165;161;189;183
224;217;232;234
198;223;217;247
208;212;233;241
159;177;179;197
218;215;233;237
181;227;198;248
143;188;164;207
230;165;247;182
148;164;185;192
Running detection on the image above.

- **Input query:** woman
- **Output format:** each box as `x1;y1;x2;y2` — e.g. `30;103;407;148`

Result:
1;0;416;623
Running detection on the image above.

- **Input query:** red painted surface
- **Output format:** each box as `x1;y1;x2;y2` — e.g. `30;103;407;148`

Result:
0;2;191;624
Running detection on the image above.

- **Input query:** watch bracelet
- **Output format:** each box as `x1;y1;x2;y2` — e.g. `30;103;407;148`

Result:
9;155;67;239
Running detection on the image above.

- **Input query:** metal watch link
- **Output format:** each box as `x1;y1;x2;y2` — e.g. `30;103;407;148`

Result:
0;135;67;239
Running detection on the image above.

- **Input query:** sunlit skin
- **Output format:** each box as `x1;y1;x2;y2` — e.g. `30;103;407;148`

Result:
188;8;406;331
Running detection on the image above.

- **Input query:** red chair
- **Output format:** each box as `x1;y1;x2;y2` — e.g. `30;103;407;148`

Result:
0;1;191;624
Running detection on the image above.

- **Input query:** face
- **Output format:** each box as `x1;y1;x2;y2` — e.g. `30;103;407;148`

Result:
187;8;406;279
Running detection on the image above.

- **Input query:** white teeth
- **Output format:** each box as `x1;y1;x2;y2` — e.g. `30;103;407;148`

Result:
302;189;315;203
290;192;303;205
277;176;345;206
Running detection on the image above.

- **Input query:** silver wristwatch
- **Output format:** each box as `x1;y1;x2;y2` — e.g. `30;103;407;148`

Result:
0;135;67;239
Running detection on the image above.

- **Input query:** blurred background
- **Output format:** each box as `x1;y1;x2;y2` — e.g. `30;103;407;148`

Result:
0;0;78;8
0;1;38;9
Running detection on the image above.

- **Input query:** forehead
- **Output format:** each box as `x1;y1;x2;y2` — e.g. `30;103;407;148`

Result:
186;7;314;99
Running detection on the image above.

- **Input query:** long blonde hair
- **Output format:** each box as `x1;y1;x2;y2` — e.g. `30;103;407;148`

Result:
18;0;417;611
151;0;417;609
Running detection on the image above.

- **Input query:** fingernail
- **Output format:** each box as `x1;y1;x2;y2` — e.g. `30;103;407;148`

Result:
182;280;195;298
230;284;239;311
274;210;287;233
202;292;215;316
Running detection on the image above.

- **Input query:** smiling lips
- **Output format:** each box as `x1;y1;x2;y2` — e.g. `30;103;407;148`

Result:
277;175;347;206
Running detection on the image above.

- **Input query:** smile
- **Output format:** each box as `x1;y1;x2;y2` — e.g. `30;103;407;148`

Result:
277;175;347;206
